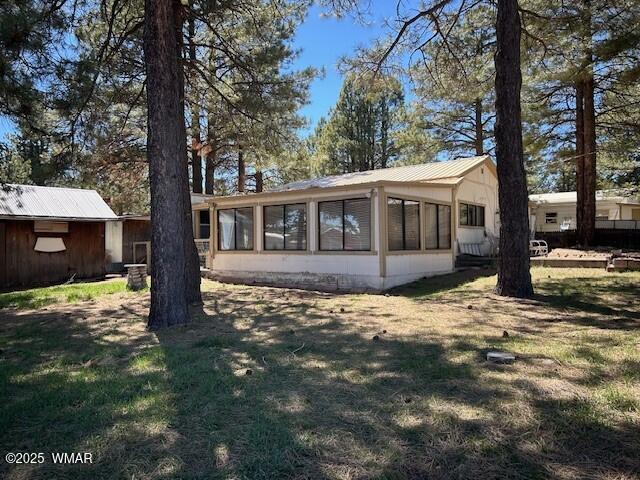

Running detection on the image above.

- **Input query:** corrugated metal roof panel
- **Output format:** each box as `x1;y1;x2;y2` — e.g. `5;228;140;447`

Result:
0;184;118;220
273;155;491;192
529;190;637;204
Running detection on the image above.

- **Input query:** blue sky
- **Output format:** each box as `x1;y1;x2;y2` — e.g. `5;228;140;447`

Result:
291;2;400;134
0;1;402;142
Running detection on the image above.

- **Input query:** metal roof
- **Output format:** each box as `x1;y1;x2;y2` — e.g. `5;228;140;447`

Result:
529;190;638;205
0;184;118;221
273;155;493;192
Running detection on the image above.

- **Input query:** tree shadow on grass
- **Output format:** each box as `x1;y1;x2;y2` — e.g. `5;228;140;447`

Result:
531;276;640;324
390;267;496;299
154;287;638;479
1;283;639;479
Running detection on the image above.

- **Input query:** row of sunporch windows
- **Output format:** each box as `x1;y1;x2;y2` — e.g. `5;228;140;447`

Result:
214;197;467;252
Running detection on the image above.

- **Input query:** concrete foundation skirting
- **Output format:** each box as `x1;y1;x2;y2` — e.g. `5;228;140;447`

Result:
530;258;607;269
201;269;385;292
201;269;458;292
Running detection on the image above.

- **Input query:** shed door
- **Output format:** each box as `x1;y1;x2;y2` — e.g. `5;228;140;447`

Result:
0;222;5;288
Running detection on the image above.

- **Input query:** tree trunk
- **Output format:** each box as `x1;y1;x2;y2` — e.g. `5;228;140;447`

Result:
575;81;585;243
237;145;245;193
474;97;484;155
175;2;201;305
143;0;190;328
205;112;216;195
188;15;202;194
493;0;533;298
205;152;215;195
576;0;596;247
582;72;597;246
255;170;263;192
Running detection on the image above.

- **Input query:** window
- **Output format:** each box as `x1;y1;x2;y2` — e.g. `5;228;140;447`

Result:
596;210;609;221
198;210;210;239
318;198;371;251
387;198;420;251
545;212;558;224
264;203;307;250
459;203;485;227
425;203;451;249
217;207;253;250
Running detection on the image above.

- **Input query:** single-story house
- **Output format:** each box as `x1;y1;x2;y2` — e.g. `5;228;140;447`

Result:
529;190;640;233
0;184;118;288
200;155;498;291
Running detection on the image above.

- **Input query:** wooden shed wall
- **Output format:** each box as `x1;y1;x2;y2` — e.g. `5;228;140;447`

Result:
122;219;151;265
0;220;106;288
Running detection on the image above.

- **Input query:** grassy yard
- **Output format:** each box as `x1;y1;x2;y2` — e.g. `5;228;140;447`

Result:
0;278;136;309
1;268;639;479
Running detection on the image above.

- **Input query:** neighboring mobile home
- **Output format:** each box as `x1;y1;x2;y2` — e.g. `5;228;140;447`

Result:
529;190;640;233
0;184;118;288
202;155;498;291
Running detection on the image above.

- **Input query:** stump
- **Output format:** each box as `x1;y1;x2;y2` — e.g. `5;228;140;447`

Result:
124;264;147;290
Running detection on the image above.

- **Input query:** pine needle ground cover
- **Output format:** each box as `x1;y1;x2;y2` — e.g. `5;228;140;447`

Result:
1;268;639;479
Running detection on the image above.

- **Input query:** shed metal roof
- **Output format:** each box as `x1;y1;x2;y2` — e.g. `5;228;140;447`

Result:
273;155;493;192
0;184;118;221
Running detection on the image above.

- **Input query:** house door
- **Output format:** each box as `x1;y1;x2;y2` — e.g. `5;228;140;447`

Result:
632;209;640;221
0;222;5;288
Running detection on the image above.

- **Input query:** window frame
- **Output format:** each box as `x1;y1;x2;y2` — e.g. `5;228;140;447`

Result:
217;207;254;251
425;202;452;250
459;202;485;227
545;212;558;224
262;203;308;251
317;197;372;252
387;197;421;251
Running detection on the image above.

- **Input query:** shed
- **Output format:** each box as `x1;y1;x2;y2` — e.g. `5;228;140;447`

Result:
0;184;118;288
200;155;499;291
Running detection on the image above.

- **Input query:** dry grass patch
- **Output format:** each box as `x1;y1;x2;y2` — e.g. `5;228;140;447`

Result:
1;267;639;479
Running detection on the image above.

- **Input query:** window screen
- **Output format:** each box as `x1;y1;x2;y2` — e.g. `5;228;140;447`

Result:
387;198;403;251
438;204;451;249
387;198;420;251
459;203;485;227
424;203;438;249
425;202;451;250
217;207;253;250
404;200;420;250
285;204;307;250
459;203;468;226
264;203;306;250
319;198;371;251
264;205;285;250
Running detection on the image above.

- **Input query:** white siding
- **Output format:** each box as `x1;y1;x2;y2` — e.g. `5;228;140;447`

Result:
384;253;453;289
531;199;627;232
532;204;576;232
455;164;499;254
